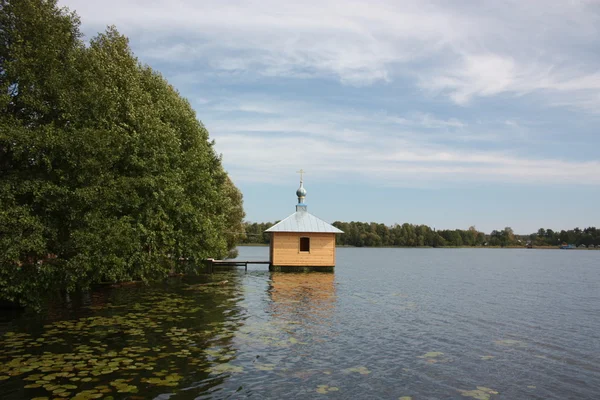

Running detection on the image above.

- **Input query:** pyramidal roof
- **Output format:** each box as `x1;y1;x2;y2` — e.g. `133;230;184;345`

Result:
265;209;343;233
265;172;343;234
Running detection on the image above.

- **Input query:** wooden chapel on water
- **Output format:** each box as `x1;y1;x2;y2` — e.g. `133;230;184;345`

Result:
266;171;343;271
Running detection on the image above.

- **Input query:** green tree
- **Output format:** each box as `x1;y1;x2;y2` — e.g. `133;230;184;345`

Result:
0;0;244;308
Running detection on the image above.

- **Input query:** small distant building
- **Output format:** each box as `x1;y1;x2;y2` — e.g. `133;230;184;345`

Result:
265;172;343;272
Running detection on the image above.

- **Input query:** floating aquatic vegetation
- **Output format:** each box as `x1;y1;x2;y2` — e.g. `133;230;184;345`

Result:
236;327;300;349
458;386;499;400
399;397;412;400
417;351;450;364
204;348;225;358
343;366;371;375
290;370;316;380
109;378;138;392
0;282;249;398
141;373;183;386
254;363;275;371
316;384;339;394
207;363;244;374
70;389;105;399
480;356;495;360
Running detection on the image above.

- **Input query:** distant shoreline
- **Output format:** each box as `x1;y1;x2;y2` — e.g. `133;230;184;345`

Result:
237;244;599;250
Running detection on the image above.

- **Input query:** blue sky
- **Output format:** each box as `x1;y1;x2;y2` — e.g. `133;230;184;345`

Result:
60;0;600;234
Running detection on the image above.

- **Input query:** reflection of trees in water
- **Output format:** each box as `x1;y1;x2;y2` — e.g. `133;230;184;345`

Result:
268;273;337;332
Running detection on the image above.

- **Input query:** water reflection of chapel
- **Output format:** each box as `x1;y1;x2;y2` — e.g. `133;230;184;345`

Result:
269;272;336;327
265;171;343;272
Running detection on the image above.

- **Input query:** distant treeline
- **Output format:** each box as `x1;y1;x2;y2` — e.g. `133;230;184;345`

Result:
242;222;600;248
529;227;599;247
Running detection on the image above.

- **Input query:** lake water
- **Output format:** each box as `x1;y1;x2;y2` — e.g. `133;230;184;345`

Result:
1;247;599;399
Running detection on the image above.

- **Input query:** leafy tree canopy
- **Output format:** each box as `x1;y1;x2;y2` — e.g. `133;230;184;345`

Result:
0;0;244;308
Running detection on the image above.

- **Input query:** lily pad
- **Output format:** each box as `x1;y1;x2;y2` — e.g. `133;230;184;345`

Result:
255;363;275;371
208;363;244;374
418;351;451;363
24;383;42;388
458;386;499;400
116;384;137;393
343;366;371;375
316;384;339;394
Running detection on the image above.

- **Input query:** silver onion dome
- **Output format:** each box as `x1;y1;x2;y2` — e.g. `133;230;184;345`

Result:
296;181;307;204
296;184;307;198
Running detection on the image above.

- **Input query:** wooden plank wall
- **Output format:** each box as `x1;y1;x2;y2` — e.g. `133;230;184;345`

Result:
271;232;336;266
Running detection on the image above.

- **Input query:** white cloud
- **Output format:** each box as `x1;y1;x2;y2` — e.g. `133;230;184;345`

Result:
214;132;600;186
420;53;518;105
61;0;600;109
386;112;467;129
201;98;472;146
198;96;600;186
420;53;600;107
54;0;600;189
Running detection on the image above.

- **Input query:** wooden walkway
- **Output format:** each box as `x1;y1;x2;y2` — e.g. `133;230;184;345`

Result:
206;258;270;272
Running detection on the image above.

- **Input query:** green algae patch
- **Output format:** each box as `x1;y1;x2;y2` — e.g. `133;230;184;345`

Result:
0;284;246;397
316;384;339;394
343;366;371;375
207;363;244;374
109;378;138;392
255;363;275;371
458;386;499;400
418;351;451;364
399;397;412;400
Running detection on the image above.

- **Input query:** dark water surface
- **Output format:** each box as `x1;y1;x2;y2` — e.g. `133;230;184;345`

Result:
1;247;599;399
